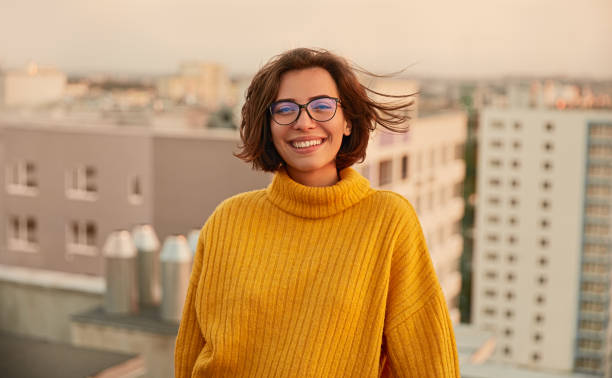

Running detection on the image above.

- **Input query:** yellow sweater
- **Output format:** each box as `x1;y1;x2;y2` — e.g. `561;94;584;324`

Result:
175;167;460;377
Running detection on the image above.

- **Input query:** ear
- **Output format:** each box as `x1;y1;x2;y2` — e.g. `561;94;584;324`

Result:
343;120;352;136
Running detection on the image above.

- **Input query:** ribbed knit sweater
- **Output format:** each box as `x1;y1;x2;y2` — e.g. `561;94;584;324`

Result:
175;167;460;377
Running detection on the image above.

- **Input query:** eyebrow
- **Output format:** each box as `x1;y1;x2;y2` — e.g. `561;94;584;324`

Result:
274;94;335;103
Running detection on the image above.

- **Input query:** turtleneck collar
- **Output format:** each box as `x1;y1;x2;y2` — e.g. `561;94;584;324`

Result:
265;167;375;219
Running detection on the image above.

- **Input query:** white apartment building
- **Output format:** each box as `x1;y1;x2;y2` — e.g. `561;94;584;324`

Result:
474;108;612;376
0;63;66;107
356;108;467;324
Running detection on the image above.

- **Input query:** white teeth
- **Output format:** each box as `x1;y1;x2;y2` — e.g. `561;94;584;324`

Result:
291;139;323;148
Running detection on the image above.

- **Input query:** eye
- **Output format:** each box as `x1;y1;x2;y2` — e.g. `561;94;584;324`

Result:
272;102;298;114
309;98;334;111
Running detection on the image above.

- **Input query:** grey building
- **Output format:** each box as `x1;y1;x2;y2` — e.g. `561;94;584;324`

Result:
0;121;270;276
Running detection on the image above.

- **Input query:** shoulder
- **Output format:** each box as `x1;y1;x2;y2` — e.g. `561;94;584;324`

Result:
370;190;418;220
212;189;267;217
200;189;267;231
369;190;424;243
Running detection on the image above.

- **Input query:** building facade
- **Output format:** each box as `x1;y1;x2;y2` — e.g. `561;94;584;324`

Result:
473;108;612;375
356;109;467;323
0;122;270;276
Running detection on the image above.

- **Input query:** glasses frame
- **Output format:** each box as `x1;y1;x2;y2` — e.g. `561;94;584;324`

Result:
269;96;341;126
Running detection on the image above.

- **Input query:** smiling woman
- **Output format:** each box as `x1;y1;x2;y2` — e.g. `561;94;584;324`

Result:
174;48;460;377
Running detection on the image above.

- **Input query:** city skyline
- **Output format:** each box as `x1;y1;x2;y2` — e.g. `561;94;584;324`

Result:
1;0;611;79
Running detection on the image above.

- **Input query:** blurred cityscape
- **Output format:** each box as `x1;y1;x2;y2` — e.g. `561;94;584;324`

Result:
1;59;612;377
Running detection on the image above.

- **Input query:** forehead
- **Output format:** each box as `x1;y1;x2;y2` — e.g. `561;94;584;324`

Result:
276;67;339;101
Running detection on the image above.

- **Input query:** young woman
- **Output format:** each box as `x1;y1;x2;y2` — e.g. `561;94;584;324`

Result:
175;48;460;377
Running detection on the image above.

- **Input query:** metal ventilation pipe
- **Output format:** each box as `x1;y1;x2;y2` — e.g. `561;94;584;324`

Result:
103;230;138;314
160;235;192;322
132;224;161;306
187;229;200;256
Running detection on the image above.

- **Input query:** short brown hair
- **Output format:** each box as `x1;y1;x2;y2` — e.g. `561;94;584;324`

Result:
235;47;414;172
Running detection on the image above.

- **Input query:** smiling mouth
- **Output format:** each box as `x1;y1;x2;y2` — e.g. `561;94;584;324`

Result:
290;138;325;149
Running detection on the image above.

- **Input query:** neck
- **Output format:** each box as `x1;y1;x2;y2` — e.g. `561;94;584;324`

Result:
286;165;339;187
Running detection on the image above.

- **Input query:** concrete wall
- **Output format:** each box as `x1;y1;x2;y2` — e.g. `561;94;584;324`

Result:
152;130;271;241
71;321;175;378
0;124;152;275
0;265;103;342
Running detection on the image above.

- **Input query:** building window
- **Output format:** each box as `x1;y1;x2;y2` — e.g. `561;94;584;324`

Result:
487;196;500;206
545;122;554;132
483;307;497;316
489;140;503;149
485;252;498;261
401;155;409;180
128;176;143;205
484;289;497;298
489;159;502;168
66;165;98;200
7;215;38;252
491;120;504;129
66;220;98;255
503;346;512;356
543;141;554;152
538;275;547;286
485;270;498;280
455;143;464;159
429;149;436;169
454;183;463;197
361;165;370;180
489;178;501;187
6;160;38;196
378;159;392;186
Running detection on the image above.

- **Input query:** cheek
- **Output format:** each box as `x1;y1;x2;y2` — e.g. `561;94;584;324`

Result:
270;126;287;152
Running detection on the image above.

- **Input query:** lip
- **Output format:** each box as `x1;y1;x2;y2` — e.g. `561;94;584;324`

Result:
287;137;327;154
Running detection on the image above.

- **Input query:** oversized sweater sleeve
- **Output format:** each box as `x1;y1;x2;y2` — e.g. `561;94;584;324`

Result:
174;225;207;378
382;201;460;377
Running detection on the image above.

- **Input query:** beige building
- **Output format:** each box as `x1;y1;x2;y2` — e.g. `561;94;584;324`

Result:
474;108;612;376
1;121;270;276
352;78;466;323
0;62;66;107
156;62;231;109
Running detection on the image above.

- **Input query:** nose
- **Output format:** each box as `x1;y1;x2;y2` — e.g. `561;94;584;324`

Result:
292;107;316;130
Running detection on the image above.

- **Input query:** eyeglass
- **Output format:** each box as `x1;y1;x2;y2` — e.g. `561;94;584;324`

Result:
269;96;341;125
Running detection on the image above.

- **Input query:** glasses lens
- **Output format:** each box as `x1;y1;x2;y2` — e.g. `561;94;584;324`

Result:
307;98;337;121
271;101;299;125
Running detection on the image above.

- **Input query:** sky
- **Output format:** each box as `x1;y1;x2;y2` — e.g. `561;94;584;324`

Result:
1;0;611;79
